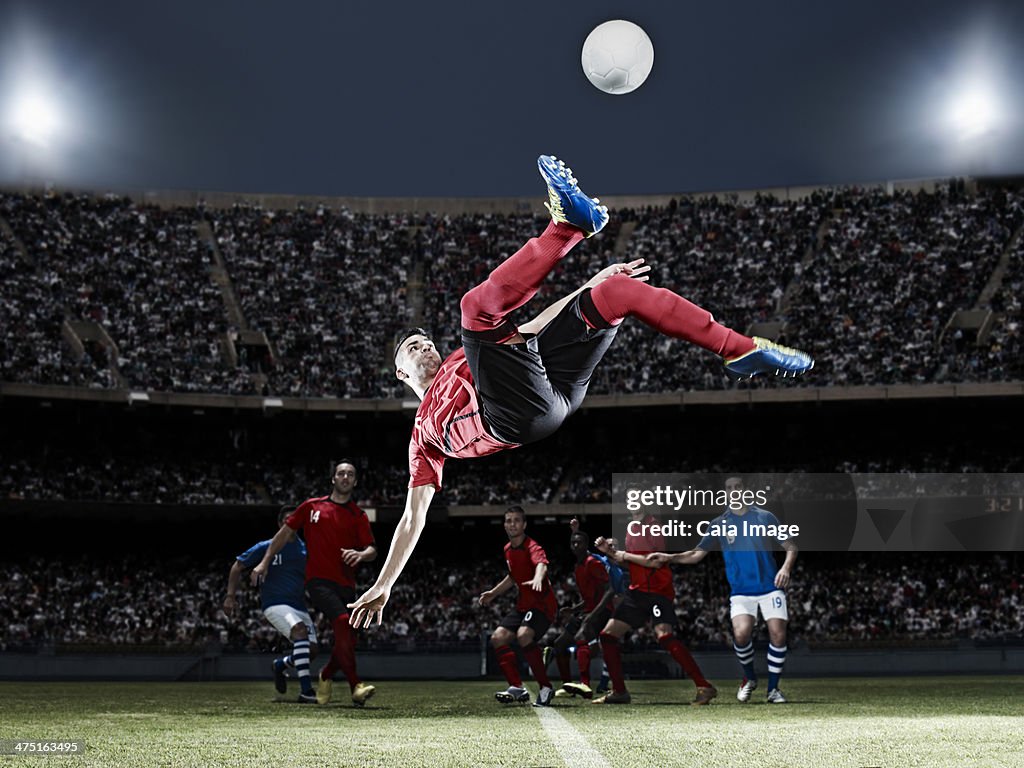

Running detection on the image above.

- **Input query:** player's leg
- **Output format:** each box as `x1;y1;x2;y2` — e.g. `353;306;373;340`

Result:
459;156;607;343
731;597;759;702
493;615;529;702
546;619;579;696
595;605;636;704
652;612;717;705
307;580;374;706
517;614;555;706
761;590;790;703
564;604;610;698
585;273;814;377
288;615;317;702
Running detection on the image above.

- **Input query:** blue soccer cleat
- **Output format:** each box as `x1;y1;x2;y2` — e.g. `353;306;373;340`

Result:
724;337;814;379
538;155;609;237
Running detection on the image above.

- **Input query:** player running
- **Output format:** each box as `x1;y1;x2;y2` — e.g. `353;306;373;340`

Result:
593;506;717;705
478;505;558;707
224;507;318;703
350;155;813;628
648;475;798;703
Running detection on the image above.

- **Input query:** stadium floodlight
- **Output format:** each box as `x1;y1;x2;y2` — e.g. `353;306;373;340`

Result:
947;85;1000;141
262;397;284;412
6;90;61;148
127;391;150;406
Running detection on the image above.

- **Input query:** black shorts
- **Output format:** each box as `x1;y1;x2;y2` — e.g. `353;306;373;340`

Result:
498;608;553;638
462;291;618;445
613;590;677;630
306;579;356;623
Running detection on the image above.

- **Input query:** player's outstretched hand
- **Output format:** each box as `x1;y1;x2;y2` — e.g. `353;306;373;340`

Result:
584;258;651;290
646;552;672;567
348;584;390;628
594;536;616;555
774;567;791;589
523;576;544;592
569;517;580;532
222;594;238;616
478;590;495;607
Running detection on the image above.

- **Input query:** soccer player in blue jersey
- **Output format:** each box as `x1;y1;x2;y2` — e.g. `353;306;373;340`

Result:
648;476;798;703
224;507;318;703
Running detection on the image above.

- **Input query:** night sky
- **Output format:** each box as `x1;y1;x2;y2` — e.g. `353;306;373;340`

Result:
1;0;1023;197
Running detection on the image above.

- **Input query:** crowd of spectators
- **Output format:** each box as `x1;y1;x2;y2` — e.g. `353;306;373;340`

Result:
3;181;1023;398
1;553;1019;654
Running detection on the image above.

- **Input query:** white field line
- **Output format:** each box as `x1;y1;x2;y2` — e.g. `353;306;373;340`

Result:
533;705;613;768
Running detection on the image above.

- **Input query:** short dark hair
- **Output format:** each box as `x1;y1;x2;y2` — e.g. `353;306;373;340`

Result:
571;529;589;541
332;459;358;478
394;327;431;362
277;505;292;526
504;505;527;520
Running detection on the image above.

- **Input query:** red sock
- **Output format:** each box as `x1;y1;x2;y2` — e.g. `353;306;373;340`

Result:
577;644;592;687
332;615;361;689
495;645;522;687
319;657;338;680
523;644;553;689
588;274;754;358
658;633;710;688
460;222;584;334
599;632;628;694
555;652;572;683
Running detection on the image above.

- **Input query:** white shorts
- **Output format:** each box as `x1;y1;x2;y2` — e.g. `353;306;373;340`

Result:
263;605;317;643
729;590;788;622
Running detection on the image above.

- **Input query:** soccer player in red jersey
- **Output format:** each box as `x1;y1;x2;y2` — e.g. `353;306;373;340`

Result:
349;156;813;628
478;506;558;707
592;508;718;705
252;460;377;706
547;518;615;699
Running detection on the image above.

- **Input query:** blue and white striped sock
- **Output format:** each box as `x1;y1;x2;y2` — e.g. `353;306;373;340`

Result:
767;643;787;691
292;640;312;693
734;640;756;681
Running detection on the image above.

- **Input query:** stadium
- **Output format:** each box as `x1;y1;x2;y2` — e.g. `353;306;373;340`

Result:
2;3;1023;767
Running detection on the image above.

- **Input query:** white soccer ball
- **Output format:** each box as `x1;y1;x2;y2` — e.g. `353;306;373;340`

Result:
581;20;655;95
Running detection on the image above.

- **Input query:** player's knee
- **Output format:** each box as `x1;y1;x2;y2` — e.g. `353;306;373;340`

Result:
490;629;511;647
516;629;535;647
290;624;309;641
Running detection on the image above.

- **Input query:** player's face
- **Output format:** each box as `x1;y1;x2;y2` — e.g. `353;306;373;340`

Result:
396;335;441;381
333;463;357;494
724;477;744;494
504;512;526;540
570;533;587;555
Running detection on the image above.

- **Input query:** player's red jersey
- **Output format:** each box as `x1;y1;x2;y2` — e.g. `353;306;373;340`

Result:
625;514;674;599
575;555;610;612
286;496;374;587
408;348;519;489
504;536;557;617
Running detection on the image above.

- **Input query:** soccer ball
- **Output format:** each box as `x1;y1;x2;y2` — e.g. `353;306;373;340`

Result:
581;20;655;95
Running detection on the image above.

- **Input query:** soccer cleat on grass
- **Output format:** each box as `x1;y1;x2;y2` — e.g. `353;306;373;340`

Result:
297;691;317;704
351;682;376;706
692;685;718;706
592;690;632;704
737;677;758;702
495;686;531;704
272;659;287;695
533;686;555;707
766;688;787;704
724;337;814;379
554;687;574;698
537;155;609;237
315;673;332;705
563;682;594;699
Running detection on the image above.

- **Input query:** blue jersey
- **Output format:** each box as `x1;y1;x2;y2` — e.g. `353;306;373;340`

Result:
237;538;308;612
697;507;783;597
591;552;629;594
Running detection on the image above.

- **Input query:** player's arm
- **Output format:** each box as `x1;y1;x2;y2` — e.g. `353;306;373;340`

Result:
519;259;650;335
223;560;246;616
479;574;515;606
348;483;436;627
647;548;708;567
341;545;378;566
249;524;296;585
525;562;547;592
774;540;798;588
580;586;615;625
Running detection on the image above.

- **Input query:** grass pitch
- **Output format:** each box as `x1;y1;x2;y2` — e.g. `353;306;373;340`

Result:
1;677;1021;767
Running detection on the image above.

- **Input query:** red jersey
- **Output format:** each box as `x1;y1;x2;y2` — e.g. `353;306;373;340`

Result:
625;514;674;599
504;536;557;618
408;348;519;489
286;496;374;587
575;555;610;612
